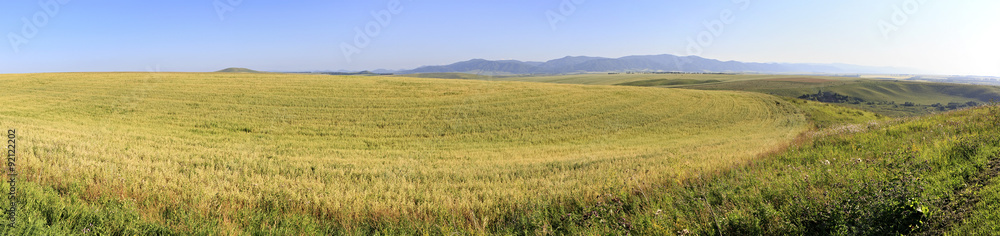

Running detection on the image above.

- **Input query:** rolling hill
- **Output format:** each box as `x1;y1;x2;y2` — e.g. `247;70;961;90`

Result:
0;72;809;234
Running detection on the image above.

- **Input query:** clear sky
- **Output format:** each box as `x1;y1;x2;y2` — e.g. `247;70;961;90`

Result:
1;0;997;76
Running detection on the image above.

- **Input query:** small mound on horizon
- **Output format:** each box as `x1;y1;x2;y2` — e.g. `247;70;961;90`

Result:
215;67;261;73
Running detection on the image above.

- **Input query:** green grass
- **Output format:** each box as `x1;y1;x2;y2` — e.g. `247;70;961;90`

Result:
0;181;173;235
692;105;1000;235
949;172;1000;234
0;72;808;234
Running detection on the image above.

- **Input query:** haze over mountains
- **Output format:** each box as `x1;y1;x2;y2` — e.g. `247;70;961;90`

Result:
391;54;921;75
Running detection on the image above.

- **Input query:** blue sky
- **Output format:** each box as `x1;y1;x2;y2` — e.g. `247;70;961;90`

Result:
1;0;997;76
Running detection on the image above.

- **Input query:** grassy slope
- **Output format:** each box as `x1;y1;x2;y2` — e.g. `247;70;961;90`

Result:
783;98;887;129
497;105;1000;235
0;72;808;234
649;105;1000;235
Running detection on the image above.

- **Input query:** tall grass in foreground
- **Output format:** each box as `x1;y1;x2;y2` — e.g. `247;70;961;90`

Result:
0;73;806;234
558;105;1000;235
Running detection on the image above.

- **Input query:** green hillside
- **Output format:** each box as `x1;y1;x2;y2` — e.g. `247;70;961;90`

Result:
443;73;1000;117
642;105;1000;235
684;79;1000;116
688;79;1000;104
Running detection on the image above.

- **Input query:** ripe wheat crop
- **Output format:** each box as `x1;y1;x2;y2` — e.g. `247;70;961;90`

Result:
0;72;807;233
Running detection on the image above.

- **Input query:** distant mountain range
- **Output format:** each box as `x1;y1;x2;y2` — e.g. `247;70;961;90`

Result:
392;54;920;75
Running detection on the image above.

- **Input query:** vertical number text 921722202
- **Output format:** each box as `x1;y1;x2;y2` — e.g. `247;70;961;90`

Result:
6;129;15;227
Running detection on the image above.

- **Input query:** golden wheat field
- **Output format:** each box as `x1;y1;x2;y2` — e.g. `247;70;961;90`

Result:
0;72;808;232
